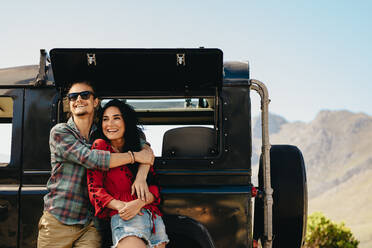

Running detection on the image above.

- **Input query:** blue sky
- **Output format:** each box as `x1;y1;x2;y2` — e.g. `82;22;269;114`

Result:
1;0;371;122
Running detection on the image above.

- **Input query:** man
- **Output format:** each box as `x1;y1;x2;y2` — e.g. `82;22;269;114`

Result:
38;81;154;248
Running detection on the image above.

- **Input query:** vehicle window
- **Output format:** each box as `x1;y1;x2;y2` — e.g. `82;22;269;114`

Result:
60;97;218;158
142;124;213;156
0;97;13;166
101;98;217;157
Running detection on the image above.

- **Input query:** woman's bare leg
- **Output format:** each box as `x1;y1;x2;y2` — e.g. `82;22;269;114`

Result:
117;236;146;248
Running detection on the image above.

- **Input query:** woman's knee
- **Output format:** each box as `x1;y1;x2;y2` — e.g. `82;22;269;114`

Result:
117;236;146;248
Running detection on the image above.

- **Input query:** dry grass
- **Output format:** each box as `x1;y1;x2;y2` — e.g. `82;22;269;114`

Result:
309;169;372;248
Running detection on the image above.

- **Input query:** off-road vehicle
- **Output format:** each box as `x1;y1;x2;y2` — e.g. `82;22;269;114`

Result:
0;48;307;248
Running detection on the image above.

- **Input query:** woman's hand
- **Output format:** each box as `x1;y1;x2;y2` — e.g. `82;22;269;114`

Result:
107;199;127;212
118;199;145;221
131;176;151;202
133;145;155;165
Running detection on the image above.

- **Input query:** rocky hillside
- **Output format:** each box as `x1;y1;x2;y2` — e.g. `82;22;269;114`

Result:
252;110;372;247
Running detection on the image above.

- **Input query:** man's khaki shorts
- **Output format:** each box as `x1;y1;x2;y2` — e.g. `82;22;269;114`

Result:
37;211;101;248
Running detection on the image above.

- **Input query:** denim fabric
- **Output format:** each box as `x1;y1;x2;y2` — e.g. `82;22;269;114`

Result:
111;210;169;248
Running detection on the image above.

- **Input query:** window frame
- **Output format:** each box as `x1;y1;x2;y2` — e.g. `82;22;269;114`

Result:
57;90;226;170
99;95;223;168
0;89;24;171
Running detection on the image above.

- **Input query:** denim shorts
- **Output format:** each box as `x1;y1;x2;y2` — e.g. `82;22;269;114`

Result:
111;210;169;248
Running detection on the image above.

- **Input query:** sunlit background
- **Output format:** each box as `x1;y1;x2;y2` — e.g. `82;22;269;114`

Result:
1;1;372;245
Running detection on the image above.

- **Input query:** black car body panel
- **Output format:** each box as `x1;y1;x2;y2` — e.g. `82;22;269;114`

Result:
50;48;223;96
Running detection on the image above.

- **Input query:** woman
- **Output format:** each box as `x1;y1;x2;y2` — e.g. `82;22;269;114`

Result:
87;99;169;248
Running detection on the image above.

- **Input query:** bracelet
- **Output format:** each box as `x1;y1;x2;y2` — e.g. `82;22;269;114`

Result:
128;150;135;164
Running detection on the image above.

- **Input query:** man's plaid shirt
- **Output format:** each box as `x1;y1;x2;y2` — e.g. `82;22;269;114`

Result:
44;117;111;225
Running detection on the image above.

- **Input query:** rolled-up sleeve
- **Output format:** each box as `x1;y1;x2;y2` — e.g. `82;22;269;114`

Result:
50;124;110;171
87;168;114;218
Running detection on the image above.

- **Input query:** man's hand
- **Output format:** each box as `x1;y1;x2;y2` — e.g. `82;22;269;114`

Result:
133;145;155;165
118;199;145;221
131;176;151;202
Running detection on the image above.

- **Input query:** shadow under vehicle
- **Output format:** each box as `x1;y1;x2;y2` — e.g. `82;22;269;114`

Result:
0;48;307;248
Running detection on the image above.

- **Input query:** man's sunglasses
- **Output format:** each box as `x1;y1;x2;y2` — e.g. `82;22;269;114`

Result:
67;91;94;101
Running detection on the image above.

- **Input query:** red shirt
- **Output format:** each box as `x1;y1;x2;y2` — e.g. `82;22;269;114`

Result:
87;139;162;220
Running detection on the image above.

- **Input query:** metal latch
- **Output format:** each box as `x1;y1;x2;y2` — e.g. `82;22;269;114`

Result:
176;53;185;66
87;53;97;66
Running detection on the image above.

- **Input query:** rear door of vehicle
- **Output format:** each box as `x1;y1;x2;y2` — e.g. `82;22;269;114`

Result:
19;86;58;248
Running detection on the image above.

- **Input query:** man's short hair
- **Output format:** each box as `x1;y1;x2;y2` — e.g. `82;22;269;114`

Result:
65;80;97;98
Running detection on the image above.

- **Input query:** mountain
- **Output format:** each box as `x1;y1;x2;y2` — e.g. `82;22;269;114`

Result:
251;113;288;165
252;110;372;247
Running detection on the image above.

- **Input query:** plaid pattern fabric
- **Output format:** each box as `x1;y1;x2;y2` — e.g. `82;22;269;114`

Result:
44;118;111;225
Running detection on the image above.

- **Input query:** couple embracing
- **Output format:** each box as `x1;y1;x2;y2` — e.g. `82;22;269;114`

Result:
37;81;169;248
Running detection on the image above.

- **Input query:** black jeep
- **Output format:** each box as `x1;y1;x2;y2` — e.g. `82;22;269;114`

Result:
0;48;307;248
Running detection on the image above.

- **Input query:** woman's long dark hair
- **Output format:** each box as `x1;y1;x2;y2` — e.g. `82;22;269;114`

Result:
95;99;156;185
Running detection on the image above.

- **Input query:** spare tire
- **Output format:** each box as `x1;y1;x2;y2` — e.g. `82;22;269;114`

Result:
254;145;307;248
